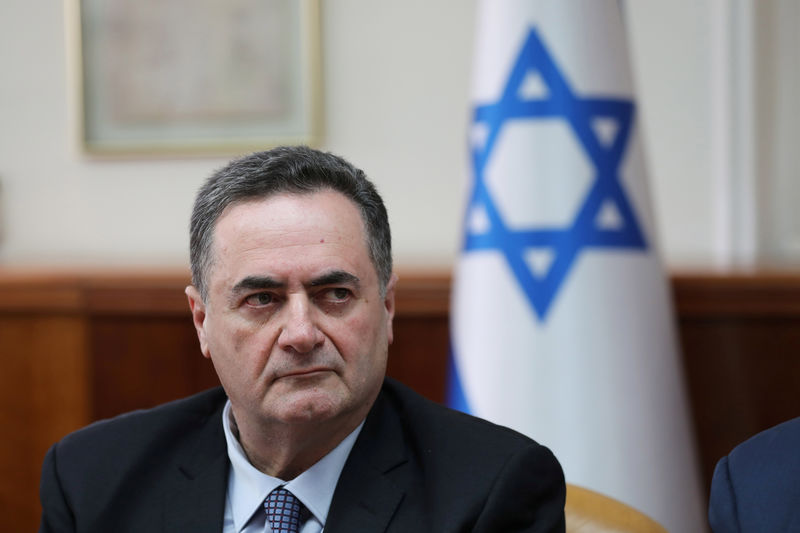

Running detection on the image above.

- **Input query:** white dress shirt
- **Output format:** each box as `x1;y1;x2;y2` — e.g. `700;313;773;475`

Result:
220;400;363;533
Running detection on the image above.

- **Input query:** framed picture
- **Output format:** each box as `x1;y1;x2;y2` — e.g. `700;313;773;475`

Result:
73;0;321;155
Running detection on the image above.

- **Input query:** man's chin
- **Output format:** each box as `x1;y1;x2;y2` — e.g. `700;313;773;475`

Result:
270;388;348;425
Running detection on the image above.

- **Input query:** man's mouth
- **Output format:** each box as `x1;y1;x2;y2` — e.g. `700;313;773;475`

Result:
278;368;333;379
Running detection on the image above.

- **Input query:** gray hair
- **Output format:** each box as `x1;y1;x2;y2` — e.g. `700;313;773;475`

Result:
189;146;392;301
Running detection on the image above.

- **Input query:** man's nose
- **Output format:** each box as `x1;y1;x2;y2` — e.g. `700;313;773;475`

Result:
277;296;324;354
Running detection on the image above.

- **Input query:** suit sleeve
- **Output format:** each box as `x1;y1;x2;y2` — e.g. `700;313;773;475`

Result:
708;456;741;533
39;443;76;533
472;443;566;533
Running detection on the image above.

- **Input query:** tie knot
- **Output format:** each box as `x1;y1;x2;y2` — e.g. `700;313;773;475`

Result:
264;487;305;533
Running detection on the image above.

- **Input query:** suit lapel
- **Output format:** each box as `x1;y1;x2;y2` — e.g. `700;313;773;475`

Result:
325;388;409;532
156;385;411;532
163;401;229;533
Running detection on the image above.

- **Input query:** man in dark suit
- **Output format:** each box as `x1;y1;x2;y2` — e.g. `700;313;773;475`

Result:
708;416;800;532
39;146;565;532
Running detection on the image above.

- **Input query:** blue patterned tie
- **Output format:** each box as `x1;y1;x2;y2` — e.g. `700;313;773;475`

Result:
264;487;304;533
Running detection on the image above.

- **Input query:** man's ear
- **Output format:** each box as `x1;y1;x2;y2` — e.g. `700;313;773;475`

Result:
185;285;211;359
383;273;398;345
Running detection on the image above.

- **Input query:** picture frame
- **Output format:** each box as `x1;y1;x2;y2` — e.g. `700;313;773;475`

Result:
72;0;321;155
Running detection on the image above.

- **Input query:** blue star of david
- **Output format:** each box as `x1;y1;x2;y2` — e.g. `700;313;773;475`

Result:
463;28;648;321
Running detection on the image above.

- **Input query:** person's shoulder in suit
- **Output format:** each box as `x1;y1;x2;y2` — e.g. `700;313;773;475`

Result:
39;387;228;532
49;386;227;465
708;415;800;532
376;377;566;531
380;376;554;454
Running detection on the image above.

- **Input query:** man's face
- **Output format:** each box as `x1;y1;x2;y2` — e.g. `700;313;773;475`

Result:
186;190;396;432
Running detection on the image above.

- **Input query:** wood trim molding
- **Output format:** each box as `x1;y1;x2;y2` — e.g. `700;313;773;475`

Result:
672;271;800;317
4;268;800;317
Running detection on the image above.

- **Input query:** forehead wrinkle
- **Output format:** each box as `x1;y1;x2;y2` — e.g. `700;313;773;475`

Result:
234;227;351;259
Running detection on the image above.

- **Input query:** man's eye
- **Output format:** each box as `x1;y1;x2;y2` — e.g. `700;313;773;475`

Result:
324;288;350;301
244;292;273;306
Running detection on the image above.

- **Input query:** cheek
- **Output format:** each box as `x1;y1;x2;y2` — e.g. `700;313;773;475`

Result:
341;312;377;344
208;317;273;367
334;311;389;367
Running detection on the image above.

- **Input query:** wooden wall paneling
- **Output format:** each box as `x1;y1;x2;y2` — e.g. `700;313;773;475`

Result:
0;293;91;533
89;315;219;420
388;315;450;404
3;269;800;533
81;273;218;420
674;273;800;495
388;273;451;402
680;318;800;488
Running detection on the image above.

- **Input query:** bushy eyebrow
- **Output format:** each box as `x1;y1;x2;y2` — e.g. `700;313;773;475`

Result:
232;275;284;294
229;275;283;305
230;270;360;299
309;270;360;288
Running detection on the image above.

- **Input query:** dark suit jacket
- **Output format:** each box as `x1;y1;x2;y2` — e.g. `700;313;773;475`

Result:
708;416;800;532
40;378;565;532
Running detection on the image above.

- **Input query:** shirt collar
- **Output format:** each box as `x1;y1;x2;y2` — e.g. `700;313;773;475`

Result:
222;400;363;532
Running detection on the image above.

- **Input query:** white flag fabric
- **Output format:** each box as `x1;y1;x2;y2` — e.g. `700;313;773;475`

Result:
449;1;705;531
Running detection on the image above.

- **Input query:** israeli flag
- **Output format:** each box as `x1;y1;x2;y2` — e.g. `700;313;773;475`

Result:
449;2;705;531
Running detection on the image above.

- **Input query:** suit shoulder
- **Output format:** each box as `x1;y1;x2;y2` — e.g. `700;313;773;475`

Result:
711;417;800;530
728;416;800;471
381;378;549;454
370;379;565;530
55;387;227;455
41;388;228;531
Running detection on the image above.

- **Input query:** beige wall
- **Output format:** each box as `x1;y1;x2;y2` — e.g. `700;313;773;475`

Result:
0;1;791;271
